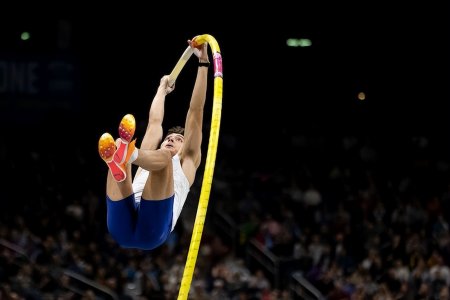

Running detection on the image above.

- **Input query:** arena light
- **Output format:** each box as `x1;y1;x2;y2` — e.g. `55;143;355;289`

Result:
287;38;312;47
21;32;30;41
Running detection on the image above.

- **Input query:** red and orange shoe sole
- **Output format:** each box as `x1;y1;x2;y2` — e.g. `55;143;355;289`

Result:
114;114;136;165
98;132;126;182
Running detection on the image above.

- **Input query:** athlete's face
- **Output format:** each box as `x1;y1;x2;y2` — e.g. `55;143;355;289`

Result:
161;133;184;156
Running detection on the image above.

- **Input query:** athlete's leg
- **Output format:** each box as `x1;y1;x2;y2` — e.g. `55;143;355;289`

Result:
98;116;138;248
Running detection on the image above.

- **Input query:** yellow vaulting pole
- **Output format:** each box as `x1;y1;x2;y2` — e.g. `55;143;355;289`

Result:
168;46;194;87
176;34;223;300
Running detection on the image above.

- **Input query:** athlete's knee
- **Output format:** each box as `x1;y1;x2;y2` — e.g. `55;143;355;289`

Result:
158;149;172;164
150;149;173;172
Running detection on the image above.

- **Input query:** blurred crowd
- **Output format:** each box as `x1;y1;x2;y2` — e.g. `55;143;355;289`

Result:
1;121;450;299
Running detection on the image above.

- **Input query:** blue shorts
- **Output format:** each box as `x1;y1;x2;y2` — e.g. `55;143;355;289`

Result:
106;194;174;250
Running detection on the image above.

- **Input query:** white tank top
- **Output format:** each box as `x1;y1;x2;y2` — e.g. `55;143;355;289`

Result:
132;154;190;231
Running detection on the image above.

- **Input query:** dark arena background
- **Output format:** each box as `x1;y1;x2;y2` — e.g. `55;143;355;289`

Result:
0;3;449;299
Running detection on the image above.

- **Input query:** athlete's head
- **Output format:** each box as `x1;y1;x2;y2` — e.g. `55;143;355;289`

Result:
161;126;184;156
